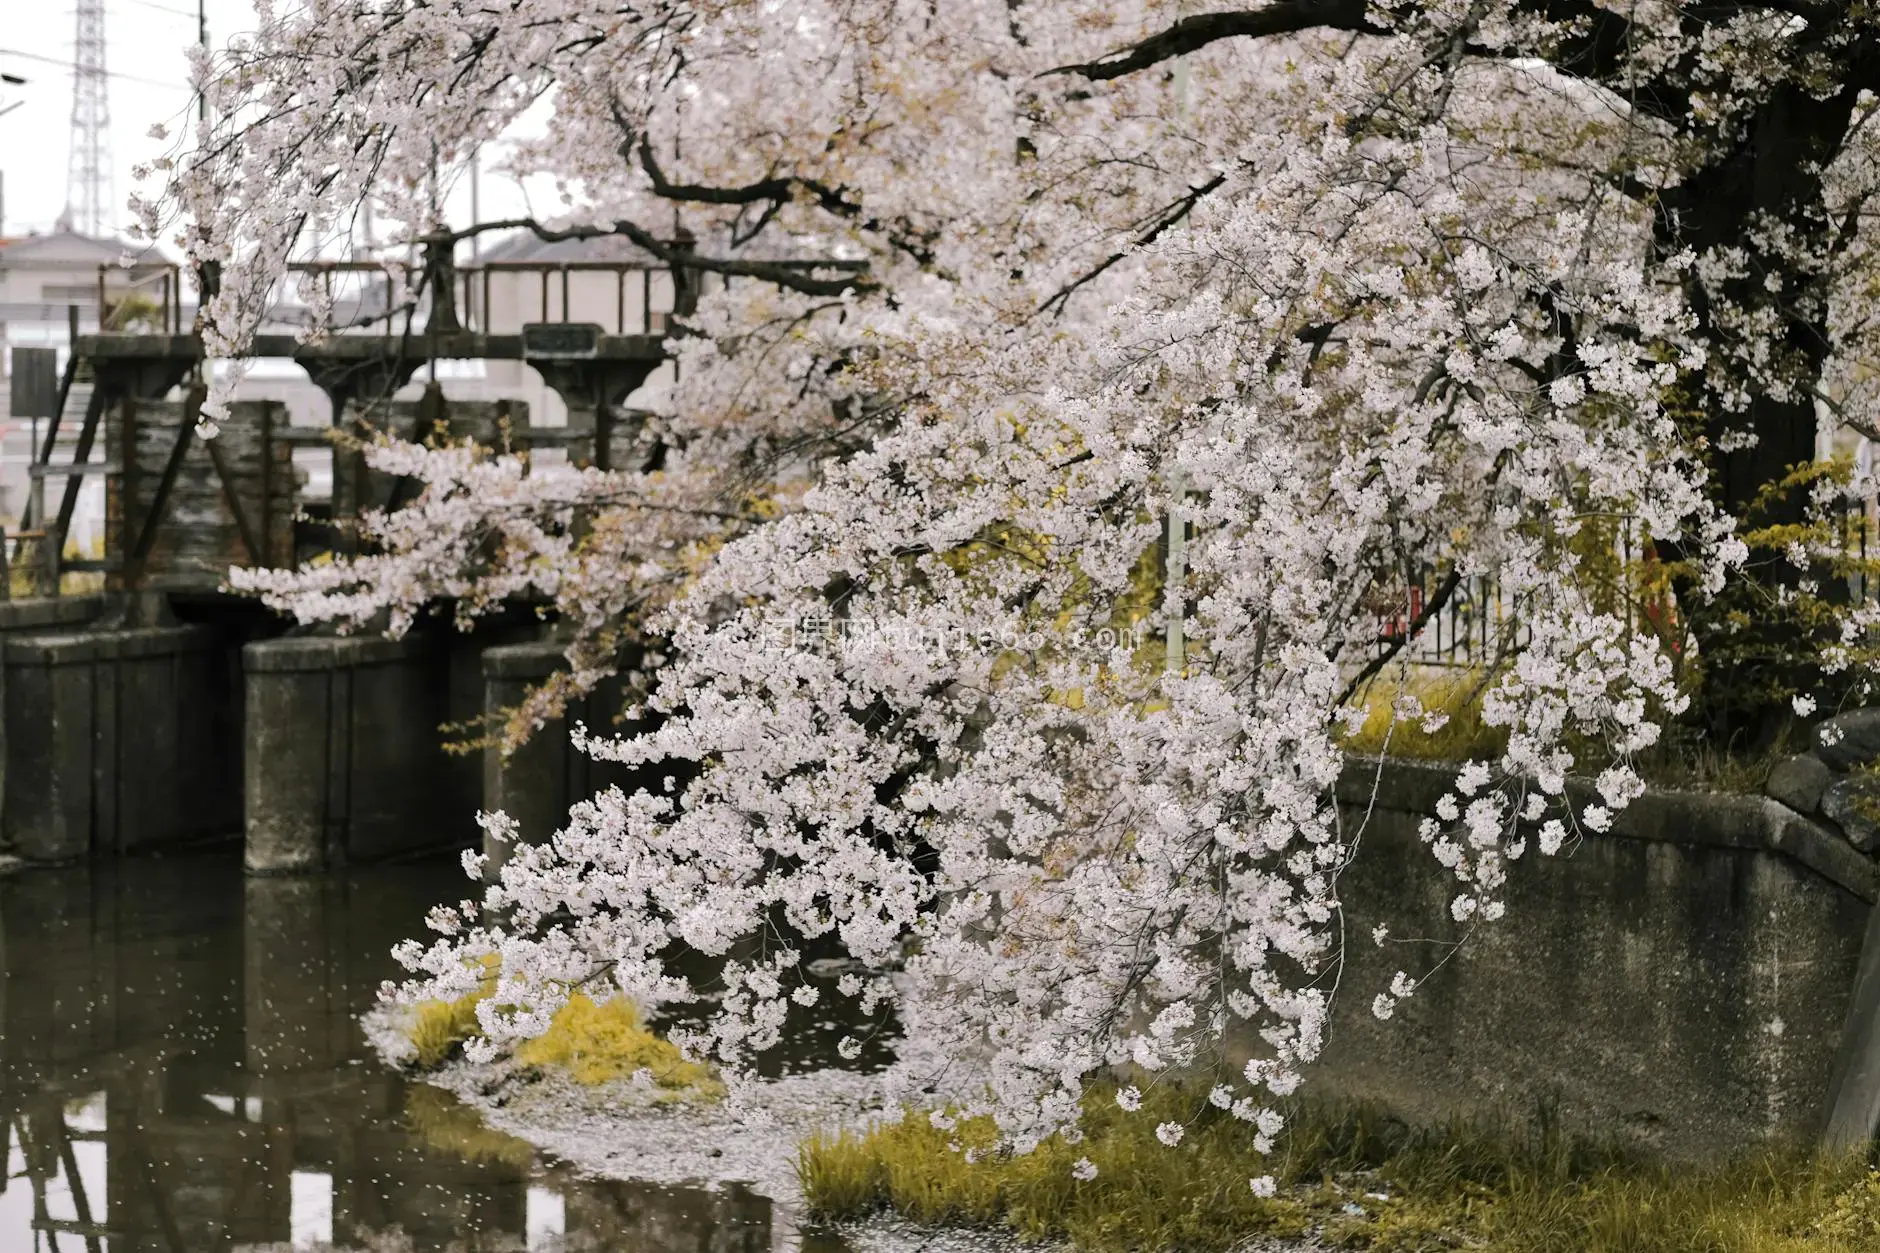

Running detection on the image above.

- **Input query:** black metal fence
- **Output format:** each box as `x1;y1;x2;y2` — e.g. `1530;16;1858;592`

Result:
1372;520;1660;668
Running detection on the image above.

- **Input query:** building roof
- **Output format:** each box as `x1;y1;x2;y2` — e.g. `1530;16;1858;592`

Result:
478;231;658;265
0;229;171;270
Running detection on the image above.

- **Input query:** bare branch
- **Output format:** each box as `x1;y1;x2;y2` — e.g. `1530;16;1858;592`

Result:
636;135;861;221
1046;2;1380;82
1038;172;1227;315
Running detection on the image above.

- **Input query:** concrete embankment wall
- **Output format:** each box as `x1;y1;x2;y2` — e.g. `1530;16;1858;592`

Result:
1301;757;1878;1161
8;594;1880;1158
479;640;656;873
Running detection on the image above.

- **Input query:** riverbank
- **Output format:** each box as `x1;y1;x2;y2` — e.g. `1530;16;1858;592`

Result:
413;1049;1327;1253
408;1030;1880;1253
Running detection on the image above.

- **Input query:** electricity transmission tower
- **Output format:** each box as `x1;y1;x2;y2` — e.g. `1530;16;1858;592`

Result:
62;0;113;237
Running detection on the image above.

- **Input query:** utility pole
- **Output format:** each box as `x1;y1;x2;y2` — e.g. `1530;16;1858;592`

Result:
1165;11;1195;678
469;149;480;260
198;0;208;122
0;73;21;241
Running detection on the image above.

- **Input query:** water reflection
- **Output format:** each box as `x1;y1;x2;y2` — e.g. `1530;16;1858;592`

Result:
0;854;851;1252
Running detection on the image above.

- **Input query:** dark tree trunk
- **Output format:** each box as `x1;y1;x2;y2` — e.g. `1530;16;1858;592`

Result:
1653;42;1873;751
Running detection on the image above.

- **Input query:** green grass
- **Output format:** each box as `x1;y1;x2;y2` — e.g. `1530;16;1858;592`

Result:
1340;667;1505;765
798;1087;1880;1252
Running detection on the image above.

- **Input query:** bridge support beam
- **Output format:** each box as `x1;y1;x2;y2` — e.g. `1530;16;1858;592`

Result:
528;360;659;470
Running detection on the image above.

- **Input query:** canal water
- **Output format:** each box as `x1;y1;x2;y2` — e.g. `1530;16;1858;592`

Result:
0;850;859;1252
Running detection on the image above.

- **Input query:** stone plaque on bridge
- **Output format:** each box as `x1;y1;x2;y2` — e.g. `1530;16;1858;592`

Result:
521;321;602;359
8;346;59;419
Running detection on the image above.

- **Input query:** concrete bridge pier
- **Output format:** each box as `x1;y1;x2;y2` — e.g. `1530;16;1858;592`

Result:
244;634;466;874
480;639;653;874
530;356;660;470
1;603;240;861
244;620;541;875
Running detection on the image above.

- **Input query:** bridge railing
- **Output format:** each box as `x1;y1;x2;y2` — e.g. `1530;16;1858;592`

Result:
85;263;189;335
103;246;863;341
283;257;686;338
96;257;682;338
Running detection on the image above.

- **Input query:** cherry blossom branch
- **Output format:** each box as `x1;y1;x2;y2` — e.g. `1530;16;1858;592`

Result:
634;133;861;221
1038;172;1228;316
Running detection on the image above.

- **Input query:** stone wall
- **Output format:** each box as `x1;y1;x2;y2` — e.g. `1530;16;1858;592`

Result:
1296;757;1878;1162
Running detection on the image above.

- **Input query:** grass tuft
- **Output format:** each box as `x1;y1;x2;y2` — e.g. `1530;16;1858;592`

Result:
513;992;722;1096
408;996;485;1068
400;965;719;1099
798;1087;1880;1252
404;965;497;1068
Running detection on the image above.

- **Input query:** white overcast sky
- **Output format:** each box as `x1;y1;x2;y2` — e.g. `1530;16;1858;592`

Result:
0;0;539;247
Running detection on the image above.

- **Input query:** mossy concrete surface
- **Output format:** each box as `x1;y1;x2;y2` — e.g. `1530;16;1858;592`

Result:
1291;757;1875;1162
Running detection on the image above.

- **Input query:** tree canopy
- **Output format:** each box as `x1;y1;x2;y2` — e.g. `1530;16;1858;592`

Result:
147;0;1880;1163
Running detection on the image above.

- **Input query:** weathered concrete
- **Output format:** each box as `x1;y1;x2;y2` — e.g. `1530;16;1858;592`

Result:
480;640;652;873
481;641;572;870
0;595;108;633
1824;899;1880;1149
113;399;297;592
0;595;110;826
1288;757;1876;1162
1;623;238;860
244;634;475;873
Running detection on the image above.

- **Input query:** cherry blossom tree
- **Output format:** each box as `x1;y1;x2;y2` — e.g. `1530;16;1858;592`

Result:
141;0;1880;1162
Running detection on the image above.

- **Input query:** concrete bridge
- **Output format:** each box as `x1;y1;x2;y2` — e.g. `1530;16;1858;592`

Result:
0;250;687;874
